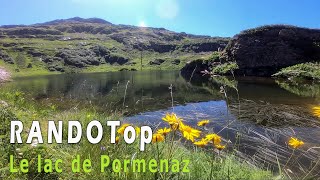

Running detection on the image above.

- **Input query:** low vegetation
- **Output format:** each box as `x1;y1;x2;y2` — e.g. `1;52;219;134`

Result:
211;62;239;75
273;62;320;80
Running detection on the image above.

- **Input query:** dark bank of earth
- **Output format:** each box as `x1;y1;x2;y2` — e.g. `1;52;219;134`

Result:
181;25;320;78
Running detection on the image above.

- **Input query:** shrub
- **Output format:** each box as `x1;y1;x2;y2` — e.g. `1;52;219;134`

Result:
273;62;320;80
212;62;239;75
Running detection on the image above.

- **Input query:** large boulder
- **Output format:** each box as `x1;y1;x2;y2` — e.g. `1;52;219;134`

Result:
105;54;129;65
149;59;165;65
180;59;212;80
221;25;320;76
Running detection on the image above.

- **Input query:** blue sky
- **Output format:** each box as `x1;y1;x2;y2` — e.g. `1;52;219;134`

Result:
0;0;319;37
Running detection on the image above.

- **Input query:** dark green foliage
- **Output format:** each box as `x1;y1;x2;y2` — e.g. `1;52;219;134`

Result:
212;62;239;75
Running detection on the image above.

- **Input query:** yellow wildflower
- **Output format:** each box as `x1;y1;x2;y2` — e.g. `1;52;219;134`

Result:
157;127;171;136
194;138;209;147
288;137;304;149
197;120;209;126
117;124;130;135
205;133;222;145
162;113;182;130
152;133;165;143
215;144;226;151
115;136;120;144
179;123;201;142
312;106;320;118
135;126;141;136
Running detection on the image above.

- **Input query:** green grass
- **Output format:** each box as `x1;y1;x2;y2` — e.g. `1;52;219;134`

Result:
273;62;320;80
0;90;274;180
0;60;59;77
211;62;239;75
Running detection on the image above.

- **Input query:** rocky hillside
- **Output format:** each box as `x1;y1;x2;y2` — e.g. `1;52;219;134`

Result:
221;25;320;76
0;17;229;73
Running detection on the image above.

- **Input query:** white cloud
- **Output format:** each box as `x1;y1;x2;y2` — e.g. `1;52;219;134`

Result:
156;0;179;19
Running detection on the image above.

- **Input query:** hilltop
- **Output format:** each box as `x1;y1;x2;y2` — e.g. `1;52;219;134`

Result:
0;17;229;74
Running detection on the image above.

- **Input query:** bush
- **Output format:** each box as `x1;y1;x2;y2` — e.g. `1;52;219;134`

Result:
273;62;320;80
212;62;239;75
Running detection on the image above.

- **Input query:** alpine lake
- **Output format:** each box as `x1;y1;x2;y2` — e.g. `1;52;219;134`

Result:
2;70;320;177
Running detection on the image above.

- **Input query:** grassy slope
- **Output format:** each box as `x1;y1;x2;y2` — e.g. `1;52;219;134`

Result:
0;36;213;77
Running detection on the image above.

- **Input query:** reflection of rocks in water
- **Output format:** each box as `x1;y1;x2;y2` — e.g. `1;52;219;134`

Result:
229;100;320;127
276;79;320;98
210;76;238;90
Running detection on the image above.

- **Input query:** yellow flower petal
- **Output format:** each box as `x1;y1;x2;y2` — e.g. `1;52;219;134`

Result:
312;106;320;118
162;113;183;130
157;127;171;136
288;137;304;149
205;133;222;145
117;124;130;135
215;144;226;151
197;120;209;126
179;123;201;142
135;127;141;136
152;133;165;143
194;138;209;147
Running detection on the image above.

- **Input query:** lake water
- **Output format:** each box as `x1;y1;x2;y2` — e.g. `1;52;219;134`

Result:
2;70;320;177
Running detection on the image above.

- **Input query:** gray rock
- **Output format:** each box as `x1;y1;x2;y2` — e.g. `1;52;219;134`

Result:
221;25;320;76
149;59;165;65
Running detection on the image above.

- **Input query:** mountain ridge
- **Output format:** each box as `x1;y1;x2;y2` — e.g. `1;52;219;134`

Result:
0;17;229;73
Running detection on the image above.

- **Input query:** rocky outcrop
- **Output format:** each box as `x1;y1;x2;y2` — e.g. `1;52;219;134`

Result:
149;59;165;65
0;50;14;64
172;59;180;65
45;45;130;70
54;48;102;67
106;54;129;65
221;25;320;76
180;59;212;80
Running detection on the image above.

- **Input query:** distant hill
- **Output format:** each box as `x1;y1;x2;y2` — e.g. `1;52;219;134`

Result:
0;17;229;73
34;17;113;26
